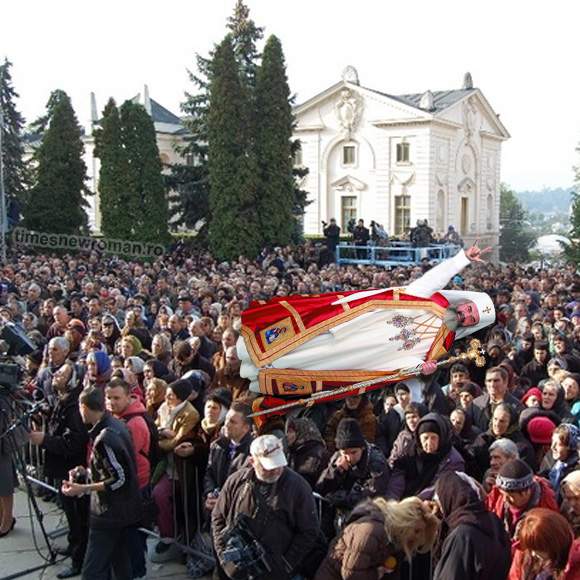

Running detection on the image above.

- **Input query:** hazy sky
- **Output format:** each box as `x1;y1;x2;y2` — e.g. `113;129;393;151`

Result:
2;0;578;191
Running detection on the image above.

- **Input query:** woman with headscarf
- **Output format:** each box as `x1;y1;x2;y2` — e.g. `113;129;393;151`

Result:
386;413;465;500
285;417;328;488
83;350;112;390
143;358;175;388
101;314;121;355
315;497;439;580
540;424;580;501
125;356;145;388
433;471;510;580
145;378;168;419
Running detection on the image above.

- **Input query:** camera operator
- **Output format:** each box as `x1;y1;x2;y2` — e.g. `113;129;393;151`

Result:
62;387;142;580
0;387;20;538
29;362;89;579
349;218;370;260
322;218;341;261
212;434;320;580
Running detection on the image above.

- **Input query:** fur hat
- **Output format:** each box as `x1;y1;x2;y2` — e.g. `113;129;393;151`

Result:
496;459;534;491
335;418;365;449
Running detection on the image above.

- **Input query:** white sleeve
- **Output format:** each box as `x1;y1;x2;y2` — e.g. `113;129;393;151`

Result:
405;250;471;298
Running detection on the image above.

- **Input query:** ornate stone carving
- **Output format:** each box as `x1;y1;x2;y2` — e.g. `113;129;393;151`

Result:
341;65;360;85
461;153;472;175
462;96;478;143
335;88;363;138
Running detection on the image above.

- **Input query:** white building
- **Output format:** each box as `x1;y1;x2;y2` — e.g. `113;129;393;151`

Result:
84;86;190;232
293;68;510;255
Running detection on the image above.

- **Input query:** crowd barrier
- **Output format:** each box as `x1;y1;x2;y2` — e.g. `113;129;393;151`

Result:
336;243;461;266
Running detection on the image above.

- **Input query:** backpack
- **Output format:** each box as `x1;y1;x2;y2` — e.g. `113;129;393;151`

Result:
123;411;161;473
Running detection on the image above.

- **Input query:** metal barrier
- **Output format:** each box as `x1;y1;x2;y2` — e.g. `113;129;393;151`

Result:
336;243;461;267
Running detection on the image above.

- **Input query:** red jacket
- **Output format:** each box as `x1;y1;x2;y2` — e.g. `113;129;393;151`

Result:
118;399;150;489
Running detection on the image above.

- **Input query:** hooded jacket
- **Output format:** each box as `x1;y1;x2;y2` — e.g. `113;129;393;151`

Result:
433;471;510;580
286;418;329;488
117;398;151;489
386;413;465;500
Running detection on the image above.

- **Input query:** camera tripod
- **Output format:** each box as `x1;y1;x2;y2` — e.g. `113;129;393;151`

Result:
0;398;59;579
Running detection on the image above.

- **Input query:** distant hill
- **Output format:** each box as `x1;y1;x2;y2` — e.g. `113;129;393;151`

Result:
516;187;573;213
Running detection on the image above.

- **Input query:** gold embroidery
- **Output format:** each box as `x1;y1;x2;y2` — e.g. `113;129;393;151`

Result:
280;301;306;332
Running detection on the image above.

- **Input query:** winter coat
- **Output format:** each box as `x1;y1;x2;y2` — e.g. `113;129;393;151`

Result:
316;444;389;509
375;408;402;458
287;423;329;489
117;398;151;489
314;501;396;580
324;399;377;454
386;413;465;500
212;466;320;579
388;429;415;468
156;400;200;452
468;392;524;432
433;471;510;580
203;431;253;496
41;386;89;480
87;413;142;529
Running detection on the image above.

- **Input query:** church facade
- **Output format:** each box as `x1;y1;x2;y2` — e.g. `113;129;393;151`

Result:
293;68;510;254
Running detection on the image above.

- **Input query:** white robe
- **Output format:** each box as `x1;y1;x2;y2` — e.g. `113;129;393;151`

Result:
238;250;493;396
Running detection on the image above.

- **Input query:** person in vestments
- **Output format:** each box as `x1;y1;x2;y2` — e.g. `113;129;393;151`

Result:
237;244;494;403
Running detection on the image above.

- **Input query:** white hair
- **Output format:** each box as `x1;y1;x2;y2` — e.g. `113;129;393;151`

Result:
49;336;70;352
489;438;519;459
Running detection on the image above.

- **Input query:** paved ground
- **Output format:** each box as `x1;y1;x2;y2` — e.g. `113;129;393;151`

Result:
0;490;201;580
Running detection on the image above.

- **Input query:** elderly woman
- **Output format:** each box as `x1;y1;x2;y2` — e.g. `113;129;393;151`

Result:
315;497;439;580
285;417;328;488
561;470;580;537
152;379;200;543
83;351;112;390
145;378;168;419
540;424;580;500
151;332;172;367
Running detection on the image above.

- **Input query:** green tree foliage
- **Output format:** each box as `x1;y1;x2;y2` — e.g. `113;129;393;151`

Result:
0;59;29;212
93;98;131;239
23;90;89;234
499;183;535;263
119;101;169;244
172;0;263;231
208;36;260;260
255;35;294;246
567;146;580;263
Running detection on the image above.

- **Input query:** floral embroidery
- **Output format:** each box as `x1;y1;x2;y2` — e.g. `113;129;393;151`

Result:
389;326;421;351
390;314;413;328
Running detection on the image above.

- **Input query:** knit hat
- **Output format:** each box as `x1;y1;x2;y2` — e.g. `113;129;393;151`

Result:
169;379;193;402
521;387;543;406
335;418;365;449
207;387;232;409
417;419;441;438
496;459;534;491
527;416;556;445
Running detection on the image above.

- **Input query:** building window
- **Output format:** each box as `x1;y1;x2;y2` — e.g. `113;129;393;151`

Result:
342;145;356;165
341;196;357;229
396;141;410;164
293;143;303;166
394;194;411;235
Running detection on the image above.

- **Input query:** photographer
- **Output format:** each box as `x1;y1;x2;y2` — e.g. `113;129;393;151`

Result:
322;218;341;261
62;387;142;580
29;362;89;579
348;218;370;260
212;434;320;580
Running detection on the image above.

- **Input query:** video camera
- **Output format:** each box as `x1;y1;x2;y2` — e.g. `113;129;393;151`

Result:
0;320;36;391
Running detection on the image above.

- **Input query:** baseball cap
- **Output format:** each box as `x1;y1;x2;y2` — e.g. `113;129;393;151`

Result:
250;435;287;470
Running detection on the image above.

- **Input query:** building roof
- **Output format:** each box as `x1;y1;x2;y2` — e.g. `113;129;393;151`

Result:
362;86;477;113
148;98;182;125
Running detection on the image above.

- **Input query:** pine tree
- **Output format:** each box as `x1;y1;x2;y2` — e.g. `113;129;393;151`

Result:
208;36;260;260
255;35;295;246
119;100;169;244
23;90;89;234
173;0;263;233
0;59;29;217
567;145;580;263
499;183;535;262
93;98;131;239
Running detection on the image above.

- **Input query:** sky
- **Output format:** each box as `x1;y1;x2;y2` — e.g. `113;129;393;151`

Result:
1;0;579;192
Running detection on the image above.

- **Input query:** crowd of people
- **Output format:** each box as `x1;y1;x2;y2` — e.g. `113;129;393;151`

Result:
0;241;578;580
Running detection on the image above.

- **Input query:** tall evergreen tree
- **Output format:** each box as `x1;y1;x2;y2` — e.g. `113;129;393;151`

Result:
120;101;169;244
567;145;580;263
0;59;29;214
93;98;131;239
172;0;263;232
208;36;260;260
23;90;89;233
255;35;295;246
499;183;535;262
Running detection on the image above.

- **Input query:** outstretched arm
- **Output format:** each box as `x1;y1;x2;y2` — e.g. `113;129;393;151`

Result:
406;242;491;298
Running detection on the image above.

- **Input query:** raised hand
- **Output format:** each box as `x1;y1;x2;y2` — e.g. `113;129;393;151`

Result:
465;240;492;262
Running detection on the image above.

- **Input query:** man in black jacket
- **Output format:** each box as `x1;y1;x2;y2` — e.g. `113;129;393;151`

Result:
468;366;524;432
29;362;89;579
62;387;142;580
322;218;341;261
203;402;253;513
212;434;319;580
520;340;550;386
